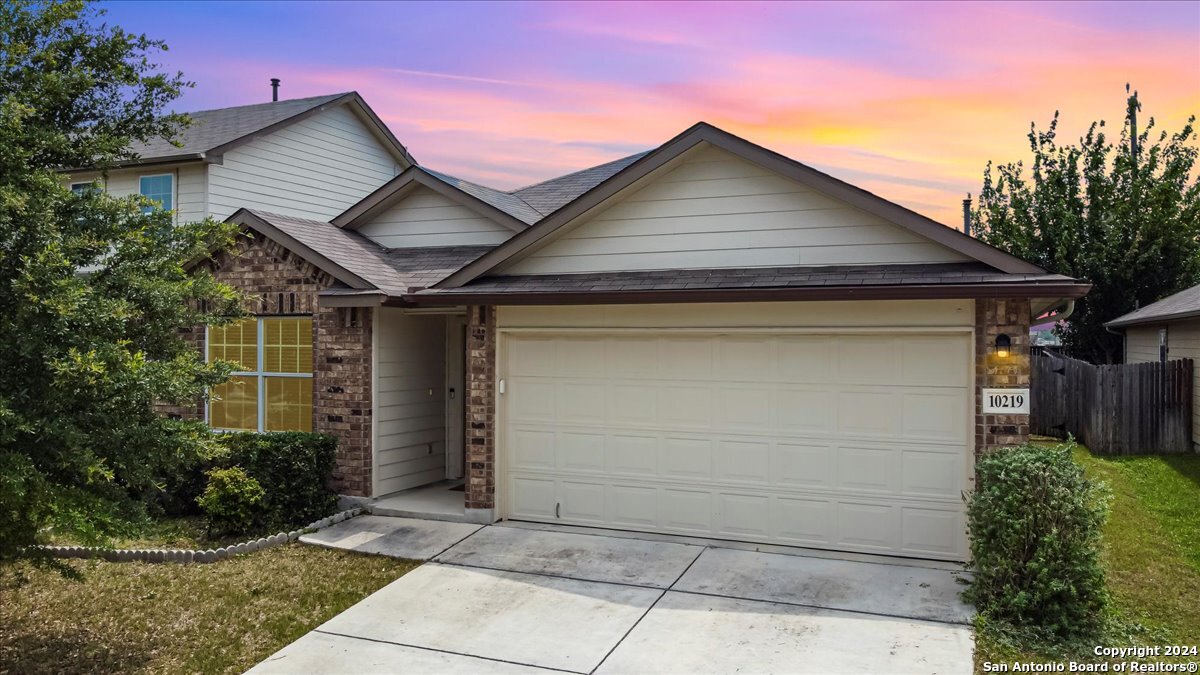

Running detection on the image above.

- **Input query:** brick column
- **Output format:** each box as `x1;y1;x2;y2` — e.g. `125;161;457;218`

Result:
315;306;373;497
465;305;497;511
975;298;1032;458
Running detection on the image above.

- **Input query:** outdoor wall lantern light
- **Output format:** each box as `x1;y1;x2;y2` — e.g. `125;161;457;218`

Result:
995;334;1012;358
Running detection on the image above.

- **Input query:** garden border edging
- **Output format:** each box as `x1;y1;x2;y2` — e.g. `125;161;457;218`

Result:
34;508;364;564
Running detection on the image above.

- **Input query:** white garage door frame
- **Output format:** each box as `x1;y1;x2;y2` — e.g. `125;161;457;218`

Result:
495;325;976;561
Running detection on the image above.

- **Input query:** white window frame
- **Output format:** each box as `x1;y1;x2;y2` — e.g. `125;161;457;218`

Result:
138;172;175;214
205;316;313;433
70;180;99;194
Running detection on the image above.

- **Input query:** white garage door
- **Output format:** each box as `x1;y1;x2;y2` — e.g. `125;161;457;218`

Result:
501;331;971;560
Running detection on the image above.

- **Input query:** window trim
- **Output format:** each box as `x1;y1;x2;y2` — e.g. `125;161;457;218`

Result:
70;180;99;194
138;172;176;214
206;316;314;433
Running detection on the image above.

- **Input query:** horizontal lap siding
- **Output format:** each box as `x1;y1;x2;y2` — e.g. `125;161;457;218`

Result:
375;308;448;495
207;105;401;222
1124;320;1200;448
357;186;514;248
63;165;206;225
505;145;971;275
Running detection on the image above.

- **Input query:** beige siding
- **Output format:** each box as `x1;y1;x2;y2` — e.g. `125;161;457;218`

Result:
375;309;448;495
1125;319;1200;448
498;299;974;330
207;104;401;221
504;144;971;275
63;164;206;225
357;185;514;248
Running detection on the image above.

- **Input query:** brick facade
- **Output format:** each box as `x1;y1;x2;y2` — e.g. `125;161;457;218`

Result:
168;232;375;497
974;298;1032;457
464;304;497;510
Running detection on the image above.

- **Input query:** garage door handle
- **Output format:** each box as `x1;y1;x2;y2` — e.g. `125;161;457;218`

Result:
556;502;560;518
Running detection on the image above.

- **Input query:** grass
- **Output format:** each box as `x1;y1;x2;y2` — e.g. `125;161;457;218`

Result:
972;442;1200;672
44;515;245;550
0;544;417;674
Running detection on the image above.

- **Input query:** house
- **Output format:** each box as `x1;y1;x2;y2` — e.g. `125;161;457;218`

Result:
1106;283;1200;452
61;92;415;224
173;121;1090;562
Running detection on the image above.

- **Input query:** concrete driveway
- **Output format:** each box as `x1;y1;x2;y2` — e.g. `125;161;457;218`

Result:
252;518;974;674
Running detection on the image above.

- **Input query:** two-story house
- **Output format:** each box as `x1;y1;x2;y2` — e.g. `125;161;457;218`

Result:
62;91;415;223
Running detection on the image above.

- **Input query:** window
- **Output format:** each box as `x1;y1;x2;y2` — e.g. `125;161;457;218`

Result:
70;181;99;195
1159;328;1169;362
207;317;313;432
139;174;174;213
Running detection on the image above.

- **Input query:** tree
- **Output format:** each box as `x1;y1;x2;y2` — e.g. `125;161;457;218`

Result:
974;91;1200;364
0;0;242;562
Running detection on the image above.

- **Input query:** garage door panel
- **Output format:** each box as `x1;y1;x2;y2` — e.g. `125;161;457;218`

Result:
715;440;771;483
662;437;714;480
717;387;772;428
658;338;714;379
776;337;836;383
502;331;970;561
837;391;900;436
901;507;963;556
901;450;964;500
508;337;556;376
901;336;969;386
560;481;606;523
662;489;713;533
717;493;771;538
836;445;898;494
509;379;556;422
838;337;902;385
559;432;605;472
658;386;714;426
837;502;901;552
511;429;557;470
776;388;836;433
715;338;772;381
774;442;834;488
901;393;966;440
609;435;658;476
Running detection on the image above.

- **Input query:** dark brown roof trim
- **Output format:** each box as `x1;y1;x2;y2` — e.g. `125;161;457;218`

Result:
205;92;415;167
331;166;528;233
405;281;1091;307
59;153;210;173
1107;308;1200;329
436;122;1047;288
226;209;375;290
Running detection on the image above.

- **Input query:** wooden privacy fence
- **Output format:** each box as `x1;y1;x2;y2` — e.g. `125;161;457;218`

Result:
1031;351;1193;455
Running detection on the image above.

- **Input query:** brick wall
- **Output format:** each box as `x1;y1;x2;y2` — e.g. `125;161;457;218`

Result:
465;304;497;510
167;232;374;497
975;298;1032;457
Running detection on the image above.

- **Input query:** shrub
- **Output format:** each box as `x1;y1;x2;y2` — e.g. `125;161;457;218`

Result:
216;432;338;531
964;441;1109;638
197;467;264;536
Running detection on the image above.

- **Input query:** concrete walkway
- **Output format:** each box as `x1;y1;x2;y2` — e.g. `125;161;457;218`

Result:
254;517;974;674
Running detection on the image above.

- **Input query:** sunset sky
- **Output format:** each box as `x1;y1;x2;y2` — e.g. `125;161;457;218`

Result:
102;1;1200;226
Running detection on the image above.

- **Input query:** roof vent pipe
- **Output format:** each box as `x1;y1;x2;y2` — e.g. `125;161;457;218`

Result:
962;194;972;236
270;78;280;102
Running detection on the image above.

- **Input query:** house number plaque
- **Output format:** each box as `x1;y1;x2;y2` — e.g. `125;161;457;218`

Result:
981;388;1030;414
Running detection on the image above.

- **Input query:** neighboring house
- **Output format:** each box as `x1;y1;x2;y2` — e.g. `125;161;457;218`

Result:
1030;320;1063;347
166;120;1090;563
61;92;415;224
1106;283;1200;452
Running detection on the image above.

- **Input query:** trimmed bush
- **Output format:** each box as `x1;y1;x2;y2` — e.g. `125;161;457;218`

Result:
216;432;338;531
964;441;1109;638
197;467;264;536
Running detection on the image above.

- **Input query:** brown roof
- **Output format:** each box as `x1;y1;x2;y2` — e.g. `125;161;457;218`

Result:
408;263;1090;305
1106;282;1200;328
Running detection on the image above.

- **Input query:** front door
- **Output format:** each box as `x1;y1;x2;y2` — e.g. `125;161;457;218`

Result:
445;316;466;479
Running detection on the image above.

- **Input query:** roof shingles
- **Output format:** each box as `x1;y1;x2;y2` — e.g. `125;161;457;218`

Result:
1107;283;1200;328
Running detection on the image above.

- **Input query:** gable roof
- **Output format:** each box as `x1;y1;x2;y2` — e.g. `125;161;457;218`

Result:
86;92;415;170
226;209;490;298
1106;283;1200;328
332;166;534;232
510;151;651;214
435;122;1048;289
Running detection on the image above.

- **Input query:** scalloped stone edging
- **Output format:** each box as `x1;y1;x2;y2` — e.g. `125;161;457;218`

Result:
35;508;363;564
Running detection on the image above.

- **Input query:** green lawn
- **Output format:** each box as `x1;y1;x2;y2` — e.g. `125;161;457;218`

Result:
1;544;417;674
973;442;1200;671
